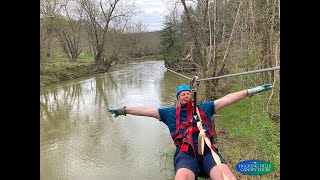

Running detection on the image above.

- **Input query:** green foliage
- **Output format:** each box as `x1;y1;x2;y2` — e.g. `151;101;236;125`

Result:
158;20;184;63
179;5;196;43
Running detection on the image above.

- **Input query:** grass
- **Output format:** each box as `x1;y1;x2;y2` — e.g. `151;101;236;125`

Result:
53;54;95;62
214;92;280;179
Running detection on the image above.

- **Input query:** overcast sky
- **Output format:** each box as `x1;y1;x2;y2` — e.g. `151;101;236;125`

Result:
132;0;168;32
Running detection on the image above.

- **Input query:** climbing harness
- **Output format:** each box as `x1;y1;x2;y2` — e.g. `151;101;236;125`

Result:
171;99;198;157
170;98;216;158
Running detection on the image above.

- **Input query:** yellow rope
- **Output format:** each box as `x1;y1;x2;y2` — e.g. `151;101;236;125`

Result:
196;107;229;180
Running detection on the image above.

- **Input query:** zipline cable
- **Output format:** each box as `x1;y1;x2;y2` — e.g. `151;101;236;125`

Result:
166;68;192;80
166;66;280;82
198;66;280;81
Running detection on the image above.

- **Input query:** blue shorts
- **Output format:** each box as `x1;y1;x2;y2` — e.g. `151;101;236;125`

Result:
174;146;227;178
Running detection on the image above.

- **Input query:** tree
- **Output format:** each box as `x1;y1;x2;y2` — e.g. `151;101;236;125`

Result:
78;0;136;71
159;16;183;63
181;0;242;100
53;0;83;62
124;21;148;57
259;0;279;82
40;0;65;61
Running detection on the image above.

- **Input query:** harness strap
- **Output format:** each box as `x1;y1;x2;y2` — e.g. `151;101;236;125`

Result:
171;105;187;146
171;100;198;157
179;100;197;157
196;107;229;180
172;104;200;135
198;108;215;137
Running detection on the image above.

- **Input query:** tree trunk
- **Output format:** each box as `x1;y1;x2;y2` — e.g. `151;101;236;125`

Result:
248;0;255;50
262;3;272;82
216;0;243;82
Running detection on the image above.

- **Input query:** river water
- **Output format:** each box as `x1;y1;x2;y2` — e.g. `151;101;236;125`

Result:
40;60;191;180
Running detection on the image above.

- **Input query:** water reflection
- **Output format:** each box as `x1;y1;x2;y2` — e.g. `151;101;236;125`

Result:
40;60;184;180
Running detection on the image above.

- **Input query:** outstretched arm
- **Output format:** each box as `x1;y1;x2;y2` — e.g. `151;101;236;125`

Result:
107;106;160;120
214;90;248;113
125;107;160;119
214;84;273;113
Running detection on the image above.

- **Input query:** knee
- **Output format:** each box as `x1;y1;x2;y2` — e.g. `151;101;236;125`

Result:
175;168;195;180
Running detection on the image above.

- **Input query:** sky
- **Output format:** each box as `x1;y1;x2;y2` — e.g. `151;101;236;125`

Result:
133;0;169;32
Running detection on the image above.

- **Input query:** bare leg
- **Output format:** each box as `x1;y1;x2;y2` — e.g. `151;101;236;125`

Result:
209;164;237;180
175;168;196;180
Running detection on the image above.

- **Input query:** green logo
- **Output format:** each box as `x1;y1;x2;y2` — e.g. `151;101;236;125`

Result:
236;160;274;175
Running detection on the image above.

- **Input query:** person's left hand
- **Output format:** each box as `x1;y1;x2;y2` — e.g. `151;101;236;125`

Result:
247;84;273;97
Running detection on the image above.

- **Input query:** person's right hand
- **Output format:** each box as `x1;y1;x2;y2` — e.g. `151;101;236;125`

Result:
107;106;126;117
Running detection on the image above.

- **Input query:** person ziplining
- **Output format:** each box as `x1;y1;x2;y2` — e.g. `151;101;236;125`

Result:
107;66;278;180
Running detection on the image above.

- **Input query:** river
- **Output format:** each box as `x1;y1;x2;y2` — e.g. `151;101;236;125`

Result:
40;60;191;180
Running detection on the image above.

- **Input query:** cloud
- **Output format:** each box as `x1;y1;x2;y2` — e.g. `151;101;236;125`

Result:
133;12;164;31
133;0;168;31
